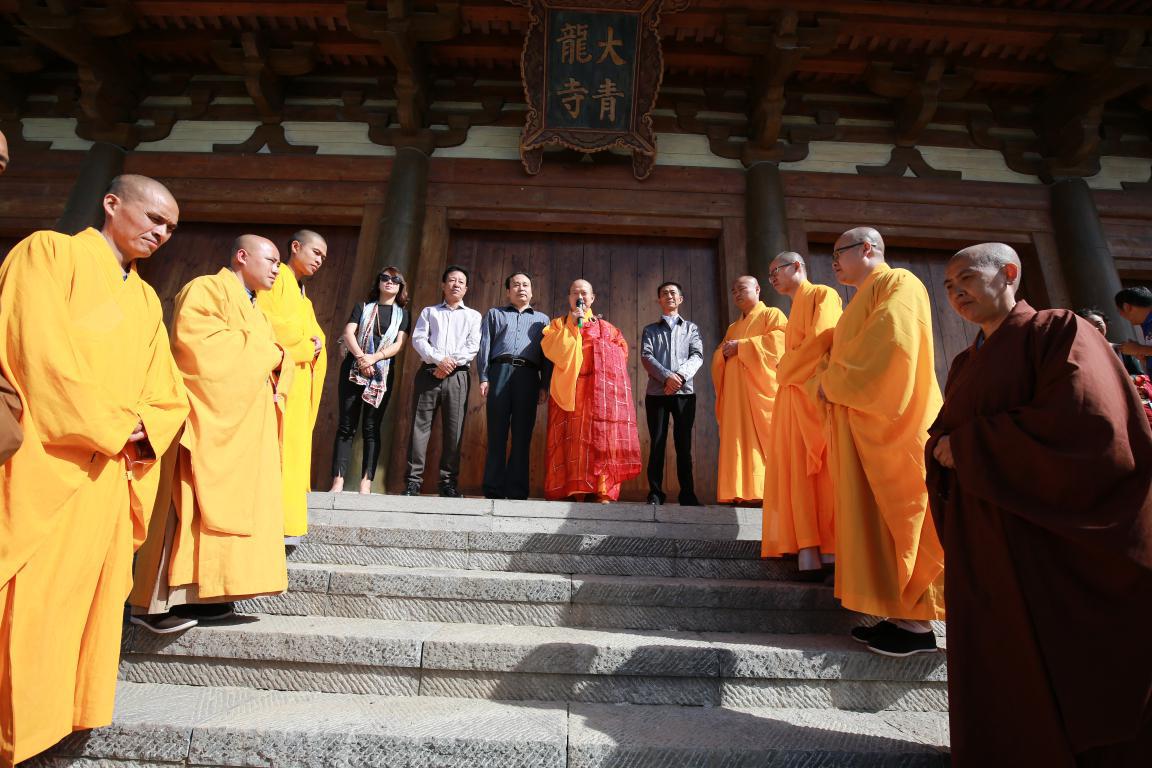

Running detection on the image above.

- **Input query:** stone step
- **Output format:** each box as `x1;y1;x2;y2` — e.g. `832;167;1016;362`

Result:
32;682;950;767
296;502;802;580
240;562;859;634
119;614;948;711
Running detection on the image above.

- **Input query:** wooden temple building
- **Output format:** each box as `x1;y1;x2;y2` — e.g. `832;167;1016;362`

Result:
1;0;1150;503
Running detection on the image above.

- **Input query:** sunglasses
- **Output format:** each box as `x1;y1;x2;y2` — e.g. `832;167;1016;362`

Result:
379;274;403;285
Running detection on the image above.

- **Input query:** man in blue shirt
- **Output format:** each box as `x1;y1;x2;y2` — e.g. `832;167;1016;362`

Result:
640;281;704;506
1116;287;1152;365
478;271;552;499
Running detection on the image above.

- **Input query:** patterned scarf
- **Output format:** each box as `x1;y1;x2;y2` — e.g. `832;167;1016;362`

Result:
587;319;642;479
349;302;403;407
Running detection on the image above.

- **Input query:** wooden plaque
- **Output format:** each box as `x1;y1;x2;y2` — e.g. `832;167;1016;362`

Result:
520;0;665;179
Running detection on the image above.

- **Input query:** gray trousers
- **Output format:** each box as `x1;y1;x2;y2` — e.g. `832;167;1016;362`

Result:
405;366;470;487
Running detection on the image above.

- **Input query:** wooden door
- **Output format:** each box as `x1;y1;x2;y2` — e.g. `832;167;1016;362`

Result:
388;229;723;503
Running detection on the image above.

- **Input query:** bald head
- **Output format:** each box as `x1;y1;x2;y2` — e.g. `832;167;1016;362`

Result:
0;129;8;174
287;228;328;279
944;242;1021;337
768;252;806;297
568;279;595;314
731;275;761;315
100;174;179;268
951;242;1021;274
832;226;886;287
232;234;281;292
843;227;884;255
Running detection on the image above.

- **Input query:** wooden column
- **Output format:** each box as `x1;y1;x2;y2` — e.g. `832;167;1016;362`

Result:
745;161;789;311
1049;177;1126;340
369;146;430;491
54;142;125;235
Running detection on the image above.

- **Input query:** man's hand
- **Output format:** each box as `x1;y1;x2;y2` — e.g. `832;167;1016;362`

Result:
933;435;955;468
479;382;489;398
312;335;323;357
436;357;458;377
663;373;684;395
722;340;739;359
127;419;147;443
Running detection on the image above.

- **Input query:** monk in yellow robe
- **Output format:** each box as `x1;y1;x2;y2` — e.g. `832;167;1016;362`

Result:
130;235;291;632
816;226;945;657
711;276;787;503
541;279;641;502
0;175;187;765
256;229;327;541
762;253;842;571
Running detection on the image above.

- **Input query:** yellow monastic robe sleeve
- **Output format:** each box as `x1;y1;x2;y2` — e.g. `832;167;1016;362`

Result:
819;271;933;421
777;284;842;388
173;271;287;535
735;306;788;406
256;269;321;365
127;296;190;549
1;232;141;456
541;313;588;412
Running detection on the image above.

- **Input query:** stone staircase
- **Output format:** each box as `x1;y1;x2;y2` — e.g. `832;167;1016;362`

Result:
34;493;950;766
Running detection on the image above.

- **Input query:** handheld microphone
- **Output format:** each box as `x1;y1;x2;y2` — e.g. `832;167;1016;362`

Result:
576;296;586;329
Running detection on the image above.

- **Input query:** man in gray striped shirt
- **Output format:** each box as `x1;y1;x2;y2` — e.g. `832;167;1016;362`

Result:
640;281;704;506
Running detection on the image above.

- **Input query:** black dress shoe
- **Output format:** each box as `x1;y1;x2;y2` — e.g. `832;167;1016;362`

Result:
439;484;462;498
678;493;701;506
403;482;421;496
646;492;664;505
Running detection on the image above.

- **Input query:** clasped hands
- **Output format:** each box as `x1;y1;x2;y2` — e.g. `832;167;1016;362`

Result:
721;339;739;359
663;373;685;395
432;357;457;380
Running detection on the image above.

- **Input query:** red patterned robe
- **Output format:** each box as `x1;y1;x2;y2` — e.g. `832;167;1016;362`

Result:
542;314;641;501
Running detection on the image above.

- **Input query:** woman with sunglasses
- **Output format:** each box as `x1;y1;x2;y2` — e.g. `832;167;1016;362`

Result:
330;267;411;493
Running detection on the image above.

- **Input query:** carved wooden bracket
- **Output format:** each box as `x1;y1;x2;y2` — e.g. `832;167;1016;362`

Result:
0;117;51;153
723;11;838;152
855;146;961;179
211;34;316;122
865;58;973;147
675;95;837;166
213;123;318;155
347;0;462;140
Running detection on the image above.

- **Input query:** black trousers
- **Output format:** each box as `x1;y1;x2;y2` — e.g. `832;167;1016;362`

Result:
645;394;696;502
406;366;470;487
331;354;395;481
482;361;542;499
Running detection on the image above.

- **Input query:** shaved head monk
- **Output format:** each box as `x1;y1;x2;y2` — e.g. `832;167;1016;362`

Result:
130;234;291;633
816;226;945;656
0;174;188;764
711;276;788;503
541;279;640;502
257;229;328;543
0;128;21;465
928;243;1152;766
762;252;842;572
0;129;8;175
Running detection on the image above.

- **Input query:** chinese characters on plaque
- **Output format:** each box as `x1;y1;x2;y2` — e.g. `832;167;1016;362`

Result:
520;0;665;179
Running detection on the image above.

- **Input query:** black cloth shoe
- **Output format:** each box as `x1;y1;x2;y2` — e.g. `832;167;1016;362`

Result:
867;625;938;657
403;482;421;496
439;484;462;498
646;492;664;505
678;493;700;506
173;603;236;622
129;613;197;634
850;620;897;645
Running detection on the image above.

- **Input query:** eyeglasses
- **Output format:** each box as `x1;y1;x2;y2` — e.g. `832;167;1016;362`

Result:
768;262;799;279
831;241;866;262
379;274;403;285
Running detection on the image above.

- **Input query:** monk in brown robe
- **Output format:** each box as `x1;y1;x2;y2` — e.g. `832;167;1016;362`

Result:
928;242;1152;767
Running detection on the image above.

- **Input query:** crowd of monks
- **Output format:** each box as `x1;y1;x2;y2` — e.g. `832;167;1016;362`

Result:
0;157;1149;766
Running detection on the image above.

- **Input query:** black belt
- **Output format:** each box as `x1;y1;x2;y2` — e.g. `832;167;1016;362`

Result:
491;355;540;370
422;364;470;373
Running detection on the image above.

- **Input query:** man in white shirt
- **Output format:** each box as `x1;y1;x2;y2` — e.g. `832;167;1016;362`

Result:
404;265;482;497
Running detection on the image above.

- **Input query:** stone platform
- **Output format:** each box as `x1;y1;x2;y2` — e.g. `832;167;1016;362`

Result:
35;493;950;767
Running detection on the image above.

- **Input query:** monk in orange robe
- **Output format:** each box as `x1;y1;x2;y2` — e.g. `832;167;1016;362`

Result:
711;276;787;503
0;175;188;765
256;229;327;542
541;279;641;502
816;227;945;657
130;235;291;632
762;253;842;571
